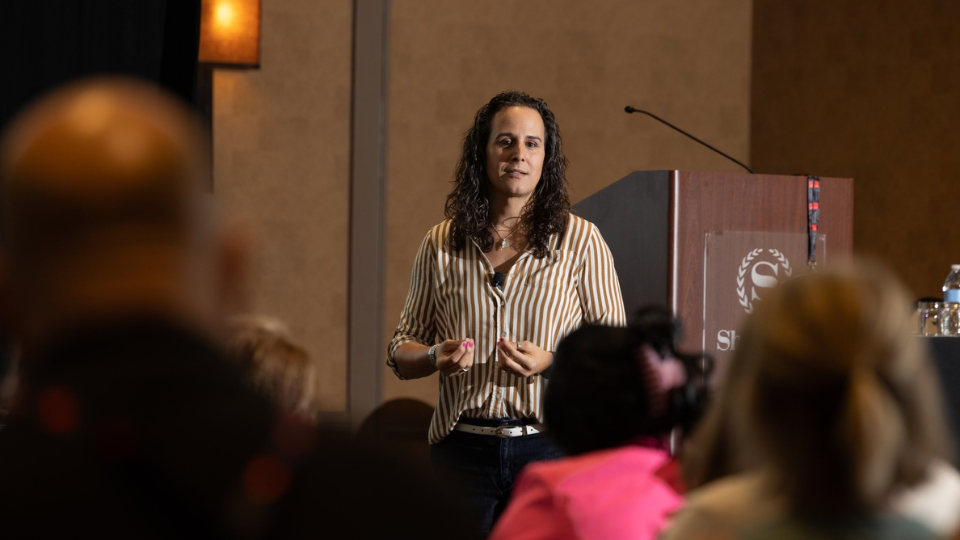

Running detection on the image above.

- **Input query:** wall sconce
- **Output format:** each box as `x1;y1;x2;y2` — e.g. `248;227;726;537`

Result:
196;0;261;189
199;0;261;68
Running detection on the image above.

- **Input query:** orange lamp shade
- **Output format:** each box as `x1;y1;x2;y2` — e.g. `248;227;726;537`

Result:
198;0;261;67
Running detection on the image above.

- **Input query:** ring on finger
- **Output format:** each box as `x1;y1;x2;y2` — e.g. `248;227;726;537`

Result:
460;368;468;373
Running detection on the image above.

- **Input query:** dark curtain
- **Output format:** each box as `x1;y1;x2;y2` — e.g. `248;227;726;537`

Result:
0;0;201;131
0;0;201;381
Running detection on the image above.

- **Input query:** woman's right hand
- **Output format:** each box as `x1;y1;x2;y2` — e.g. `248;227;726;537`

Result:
436;338;474;377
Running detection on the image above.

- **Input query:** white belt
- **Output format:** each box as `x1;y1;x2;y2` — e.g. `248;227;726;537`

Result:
453;422;546;438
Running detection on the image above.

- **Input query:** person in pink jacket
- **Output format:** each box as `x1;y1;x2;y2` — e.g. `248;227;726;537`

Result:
490;308;712;540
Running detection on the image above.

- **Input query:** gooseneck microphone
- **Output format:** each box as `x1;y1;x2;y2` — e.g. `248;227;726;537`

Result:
624;106;755;174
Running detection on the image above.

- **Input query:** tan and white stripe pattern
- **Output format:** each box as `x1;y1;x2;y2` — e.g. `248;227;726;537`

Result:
387;214;626;444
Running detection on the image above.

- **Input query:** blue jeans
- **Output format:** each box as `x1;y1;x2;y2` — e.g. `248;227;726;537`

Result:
430;418;564;537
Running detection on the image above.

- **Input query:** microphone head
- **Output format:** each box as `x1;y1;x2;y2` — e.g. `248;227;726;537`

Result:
624;106;635;113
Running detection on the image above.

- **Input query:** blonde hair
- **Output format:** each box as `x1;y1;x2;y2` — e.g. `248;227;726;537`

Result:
225;315;322;423
689;262;950;515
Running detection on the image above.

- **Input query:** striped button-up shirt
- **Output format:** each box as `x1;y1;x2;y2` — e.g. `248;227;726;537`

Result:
387;214;626;444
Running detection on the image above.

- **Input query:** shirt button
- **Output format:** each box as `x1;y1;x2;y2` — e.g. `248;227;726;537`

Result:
500;331;507;338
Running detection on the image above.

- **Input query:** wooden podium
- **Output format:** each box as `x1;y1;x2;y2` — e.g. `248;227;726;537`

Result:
573;170;854;358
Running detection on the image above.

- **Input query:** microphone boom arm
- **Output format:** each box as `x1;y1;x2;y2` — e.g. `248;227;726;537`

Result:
624;106;755;174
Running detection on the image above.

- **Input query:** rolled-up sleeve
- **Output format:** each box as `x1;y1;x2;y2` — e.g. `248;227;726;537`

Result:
386;232;438;379
577;225;627;327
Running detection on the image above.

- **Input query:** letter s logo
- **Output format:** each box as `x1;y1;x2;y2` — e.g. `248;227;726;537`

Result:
751;261;779;300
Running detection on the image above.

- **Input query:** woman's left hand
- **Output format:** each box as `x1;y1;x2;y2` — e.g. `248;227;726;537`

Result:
497;339;553;377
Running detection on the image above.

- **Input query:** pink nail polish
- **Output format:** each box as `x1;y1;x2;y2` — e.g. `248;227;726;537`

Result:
468;343;473;349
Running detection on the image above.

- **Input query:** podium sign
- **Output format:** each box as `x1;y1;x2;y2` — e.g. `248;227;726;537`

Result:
703;231;827;375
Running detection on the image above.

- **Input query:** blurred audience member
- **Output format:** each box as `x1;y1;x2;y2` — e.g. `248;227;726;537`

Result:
0;77;471;539
663;264;960;540
0;351;17;428
225;315;322;423
356;398;435;470
490;308;711;540
265;427;480;540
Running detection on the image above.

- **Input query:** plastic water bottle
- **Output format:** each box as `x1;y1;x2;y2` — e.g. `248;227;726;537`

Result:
941;265;960;336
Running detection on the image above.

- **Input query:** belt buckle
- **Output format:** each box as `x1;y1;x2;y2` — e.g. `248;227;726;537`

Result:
495;426;513;438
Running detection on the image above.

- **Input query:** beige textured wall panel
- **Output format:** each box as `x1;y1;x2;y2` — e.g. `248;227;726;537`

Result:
383;0;753;406
214;1;353;411
752;0;960;298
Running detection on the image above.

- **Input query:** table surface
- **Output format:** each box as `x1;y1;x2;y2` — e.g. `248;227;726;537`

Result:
923;337;960;462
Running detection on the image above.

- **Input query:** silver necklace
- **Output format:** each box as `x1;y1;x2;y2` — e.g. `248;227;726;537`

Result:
492;225;521;250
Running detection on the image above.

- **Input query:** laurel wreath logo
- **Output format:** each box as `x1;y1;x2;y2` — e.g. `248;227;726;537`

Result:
769;249;793;278
737;249;792;314
737;249;762;313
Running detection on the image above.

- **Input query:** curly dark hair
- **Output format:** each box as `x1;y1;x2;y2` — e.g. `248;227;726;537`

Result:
444;91;570;258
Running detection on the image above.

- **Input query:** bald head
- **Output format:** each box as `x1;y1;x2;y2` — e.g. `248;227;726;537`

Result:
1;77;209;251
0;77;241;343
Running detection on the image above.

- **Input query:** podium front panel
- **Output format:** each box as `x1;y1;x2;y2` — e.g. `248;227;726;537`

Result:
703;231;827;378
672;171;853;351
574;170;853;355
